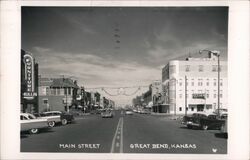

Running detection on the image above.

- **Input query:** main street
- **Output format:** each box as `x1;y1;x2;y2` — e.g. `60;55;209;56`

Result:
21;110;227;154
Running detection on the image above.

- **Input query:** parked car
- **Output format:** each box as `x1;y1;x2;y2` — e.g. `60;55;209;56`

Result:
43;111;74;125
182;112;226;130
20;113;50;134
34;113;61;127
101;110;114;118
140;109;151;114
220;115;228;138
213;108;228;116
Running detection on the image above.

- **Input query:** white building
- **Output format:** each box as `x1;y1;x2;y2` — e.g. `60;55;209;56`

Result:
162;53;227;115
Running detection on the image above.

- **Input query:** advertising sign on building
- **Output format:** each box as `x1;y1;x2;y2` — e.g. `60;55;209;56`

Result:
23;54;37;99
192;93;205;99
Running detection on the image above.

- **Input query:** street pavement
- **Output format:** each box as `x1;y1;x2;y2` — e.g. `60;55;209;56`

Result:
21;110;227;154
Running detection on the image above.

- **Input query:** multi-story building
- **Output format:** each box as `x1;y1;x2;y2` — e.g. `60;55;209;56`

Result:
38;76;79;112
162;52;227;115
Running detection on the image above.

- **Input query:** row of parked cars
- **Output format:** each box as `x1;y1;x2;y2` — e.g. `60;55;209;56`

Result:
181;109;228;137
20;111;74;134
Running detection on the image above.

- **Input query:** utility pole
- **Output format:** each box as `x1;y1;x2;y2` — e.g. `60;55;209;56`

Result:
185;75;187;116
217;54;220;116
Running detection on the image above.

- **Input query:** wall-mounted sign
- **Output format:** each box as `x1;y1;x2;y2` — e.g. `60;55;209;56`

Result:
23;54;37;99
192;93;205;99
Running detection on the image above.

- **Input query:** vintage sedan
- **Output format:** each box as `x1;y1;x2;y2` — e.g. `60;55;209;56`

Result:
101;110;114;118
182;112;225;130
125;110;133;115
34;113;61;127
43;111;74;125
21;113;50;134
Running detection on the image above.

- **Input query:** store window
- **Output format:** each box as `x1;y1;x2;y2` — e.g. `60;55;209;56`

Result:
198;65;204;72
185;65;190;72
179;94;182;98
43;99;48;105
212;65;217;72
45;87;49;95
57;88;60;95
64;88;67;95
68;88;71;95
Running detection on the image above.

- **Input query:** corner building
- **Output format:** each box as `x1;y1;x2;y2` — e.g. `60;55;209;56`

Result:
162;53;227;115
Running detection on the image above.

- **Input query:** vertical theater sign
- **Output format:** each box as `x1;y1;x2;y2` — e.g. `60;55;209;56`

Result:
21;49;39;113
23;54;37;99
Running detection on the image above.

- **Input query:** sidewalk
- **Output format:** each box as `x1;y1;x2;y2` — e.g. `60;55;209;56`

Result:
150;112;183;120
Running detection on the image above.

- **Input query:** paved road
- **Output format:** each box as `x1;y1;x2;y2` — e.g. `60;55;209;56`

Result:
21;110;227;154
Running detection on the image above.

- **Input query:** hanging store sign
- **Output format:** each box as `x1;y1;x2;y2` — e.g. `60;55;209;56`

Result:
23;54;37;99
192;93;205;99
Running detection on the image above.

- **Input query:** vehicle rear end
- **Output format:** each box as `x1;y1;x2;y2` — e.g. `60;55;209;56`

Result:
182;115;194;128
60;112;75;125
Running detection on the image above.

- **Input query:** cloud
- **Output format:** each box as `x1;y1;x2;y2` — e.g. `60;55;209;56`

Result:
33;47;161;89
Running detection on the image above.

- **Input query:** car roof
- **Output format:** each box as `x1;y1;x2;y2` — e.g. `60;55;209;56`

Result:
192;112;217;116
43;111;62;113
21;113;33;116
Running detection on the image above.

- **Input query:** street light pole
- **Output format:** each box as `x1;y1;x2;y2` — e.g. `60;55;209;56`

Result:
199;49;220;116
217;53;220;116
185;75;187;116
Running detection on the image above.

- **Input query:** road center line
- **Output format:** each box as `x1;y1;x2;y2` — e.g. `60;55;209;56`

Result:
110;118;122;153
119;117;124;153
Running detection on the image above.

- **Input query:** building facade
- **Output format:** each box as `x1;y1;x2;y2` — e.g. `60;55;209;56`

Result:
162;53;227;115
38;76;79;112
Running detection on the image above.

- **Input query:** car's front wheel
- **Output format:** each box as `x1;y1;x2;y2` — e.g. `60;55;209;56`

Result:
61;119;68;125
30;128;38;134
202;125;208;130
48;121;55;127
187;125;192;129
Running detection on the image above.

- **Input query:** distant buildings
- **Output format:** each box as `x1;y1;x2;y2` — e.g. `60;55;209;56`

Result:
38;76;115;113
162;52;227;115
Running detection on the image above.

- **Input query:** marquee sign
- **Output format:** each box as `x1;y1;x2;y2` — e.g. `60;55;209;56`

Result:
192;93;205;99
23;54;37;99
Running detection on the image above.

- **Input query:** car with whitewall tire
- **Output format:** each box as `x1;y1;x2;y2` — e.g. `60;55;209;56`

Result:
42;111;74;125
20;113;50;134
182;112;226;130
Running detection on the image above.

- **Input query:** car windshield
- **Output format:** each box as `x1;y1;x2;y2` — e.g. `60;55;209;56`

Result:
28;114;36;119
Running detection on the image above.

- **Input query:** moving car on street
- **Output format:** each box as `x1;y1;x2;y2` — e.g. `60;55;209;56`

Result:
125;110;133;115
101;110;114;118
42;111;74;125
182;112;226;130
20;113;50;134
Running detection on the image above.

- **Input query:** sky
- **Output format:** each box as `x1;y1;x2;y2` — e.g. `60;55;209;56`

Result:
21;7;228;106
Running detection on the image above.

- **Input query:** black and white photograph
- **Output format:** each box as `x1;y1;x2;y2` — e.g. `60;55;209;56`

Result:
0;1;249;160
20;6;228;154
